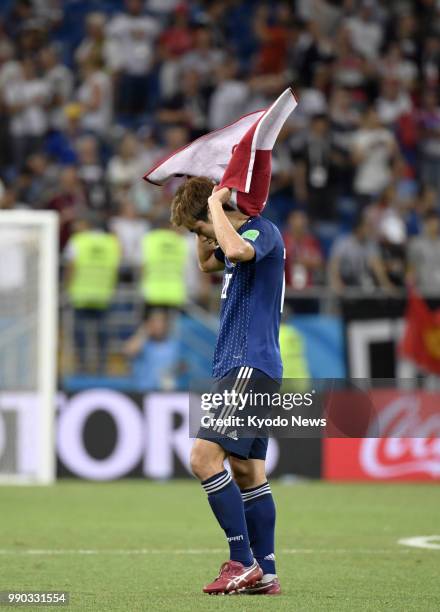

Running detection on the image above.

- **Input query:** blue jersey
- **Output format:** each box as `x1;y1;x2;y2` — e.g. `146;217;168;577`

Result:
212;215;285;381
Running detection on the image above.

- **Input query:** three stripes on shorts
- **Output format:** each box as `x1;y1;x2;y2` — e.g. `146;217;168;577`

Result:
213;366;254;435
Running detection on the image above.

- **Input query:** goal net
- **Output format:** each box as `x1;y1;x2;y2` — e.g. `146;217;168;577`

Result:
0;211;58;484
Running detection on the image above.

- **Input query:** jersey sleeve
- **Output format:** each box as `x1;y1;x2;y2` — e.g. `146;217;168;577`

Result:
214;246;225;263
242;225;276;262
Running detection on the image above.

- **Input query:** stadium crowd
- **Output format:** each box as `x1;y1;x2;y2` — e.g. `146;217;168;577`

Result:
1;0;440;293
1;0;440;376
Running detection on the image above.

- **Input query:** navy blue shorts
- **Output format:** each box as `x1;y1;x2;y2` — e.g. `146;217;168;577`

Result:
197;366;280;460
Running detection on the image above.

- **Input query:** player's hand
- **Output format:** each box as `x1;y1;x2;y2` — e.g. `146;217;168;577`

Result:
208;185;231;206
198;235;217;247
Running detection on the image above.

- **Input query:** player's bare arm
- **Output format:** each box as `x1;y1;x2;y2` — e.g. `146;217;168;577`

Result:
196;234;224;273
208;187;255;263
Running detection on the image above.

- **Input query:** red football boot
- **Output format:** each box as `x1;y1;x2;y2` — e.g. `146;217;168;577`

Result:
236;574;281;595
203;560;263;595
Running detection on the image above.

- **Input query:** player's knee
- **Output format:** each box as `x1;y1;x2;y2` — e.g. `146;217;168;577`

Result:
190;446;221;481
232;471;250;490
230;460;252;489
230;457;267;490
189;448;203;479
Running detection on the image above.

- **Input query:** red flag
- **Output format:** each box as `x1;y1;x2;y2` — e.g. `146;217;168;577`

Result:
400;290;440;374
143;88;297;216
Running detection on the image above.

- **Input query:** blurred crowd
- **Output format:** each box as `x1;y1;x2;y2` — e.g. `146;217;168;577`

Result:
1;0;440;300
0;0;440;342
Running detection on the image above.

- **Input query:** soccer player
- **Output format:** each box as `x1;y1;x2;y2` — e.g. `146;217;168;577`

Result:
171;176;285;595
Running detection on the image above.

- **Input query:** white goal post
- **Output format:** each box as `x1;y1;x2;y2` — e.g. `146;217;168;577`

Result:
0;211;58;484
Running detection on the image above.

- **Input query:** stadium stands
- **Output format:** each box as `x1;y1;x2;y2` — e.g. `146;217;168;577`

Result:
1;0;440;380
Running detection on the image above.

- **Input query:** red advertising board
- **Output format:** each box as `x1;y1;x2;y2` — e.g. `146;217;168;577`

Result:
323;390;440;481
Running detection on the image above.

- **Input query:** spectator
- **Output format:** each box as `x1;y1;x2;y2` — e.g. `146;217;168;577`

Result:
109;195;149;279
46;166;86;249
0;19;14;65
292;113;338;220
123;309;183;391
377;43;418;90
137;125;164;173
420;34;440;88
328;215;396;293
405;185;438;236
329;87;361;156
131;126;165;215
106;0;160;116
407;211;440;292
159;5;192;59
39;45;73;130
17;152;57;207
296;66;329;121
5;0;34;40
74;12;107;67
351;106;399;206
344;0;383;60
329;86;360;193
417;89;440;200
107;131;140;188
157;5;192;99
180;25;224;84
394;12;418;63
76;135;108;215
158;69;209;137
0;0;440;372
364;185;403;238
64;217;121;373
4;56;50;165
378;214;407;287
45;103;85;165
208;61;248;131
291;19;334;88
157;124;190;202
253;3;290;75
376;78;413;127
77;57;112;136
283;210;323;289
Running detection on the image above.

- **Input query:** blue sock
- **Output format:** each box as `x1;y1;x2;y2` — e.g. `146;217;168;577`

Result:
241;482;276;575
202;470;254;567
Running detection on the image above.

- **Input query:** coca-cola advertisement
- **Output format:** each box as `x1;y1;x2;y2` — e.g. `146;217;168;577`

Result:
323;390;440;481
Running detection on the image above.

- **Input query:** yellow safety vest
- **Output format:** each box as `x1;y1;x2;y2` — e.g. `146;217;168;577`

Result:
279;323;310;391
68;232;120;309
141;229;188;307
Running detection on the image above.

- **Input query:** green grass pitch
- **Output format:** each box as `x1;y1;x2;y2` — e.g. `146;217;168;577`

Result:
1;481;439;611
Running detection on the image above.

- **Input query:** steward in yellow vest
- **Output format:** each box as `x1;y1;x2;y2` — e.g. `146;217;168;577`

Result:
279;323;310;391
67;224;121;310
141;227;188;309
64;219;121;373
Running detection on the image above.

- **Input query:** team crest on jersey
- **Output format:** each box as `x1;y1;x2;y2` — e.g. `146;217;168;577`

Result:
242;229;260;241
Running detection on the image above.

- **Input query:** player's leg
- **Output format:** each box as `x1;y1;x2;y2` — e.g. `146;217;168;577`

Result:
190;439;255;570
229;451;280;594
